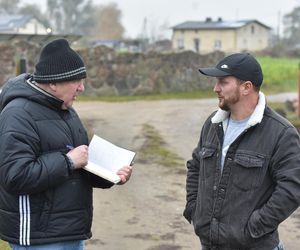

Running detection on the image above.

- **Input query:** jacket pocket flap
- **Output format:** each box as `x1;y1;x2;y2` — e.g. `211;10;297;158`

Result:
235;153;264;168
199;147;215;159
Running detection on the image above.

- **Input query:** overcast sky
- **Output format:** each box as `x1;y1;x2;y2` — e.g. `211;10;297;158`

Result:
23;0;300;38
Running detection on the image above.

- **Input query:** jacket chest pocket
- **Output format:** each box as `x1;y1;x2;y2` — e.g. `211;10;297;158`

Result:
199;146;217;180
232;152;266;191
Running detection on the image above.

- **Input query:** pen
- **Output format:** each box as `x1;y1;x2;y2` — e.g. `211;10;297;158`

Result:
66;144;74;150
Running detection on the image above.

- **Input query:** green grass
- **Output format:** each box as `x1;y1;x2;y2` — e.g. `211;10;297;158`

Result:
137;124;183;167
78;89;215;102
0;240;10;250
257;56;299;93
269;101;300;127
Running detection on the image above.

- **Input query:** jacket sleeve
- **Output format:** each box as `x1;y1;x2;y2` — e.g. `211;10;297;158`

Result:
0;107;70;195
89;173;115;188
183;135;202;223
248;126;300;238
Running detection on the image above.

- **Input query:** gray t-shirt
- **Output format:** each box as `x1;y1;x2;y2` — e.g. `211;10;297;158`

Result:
221;116;249;172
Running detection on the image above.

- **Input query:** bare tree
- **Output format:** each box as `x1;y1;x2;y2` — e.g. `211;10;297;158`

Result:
283;6;300;46
46;0;61;32
19;4;50;29
46;0;95;35
93;3;125;40
0;0;20;14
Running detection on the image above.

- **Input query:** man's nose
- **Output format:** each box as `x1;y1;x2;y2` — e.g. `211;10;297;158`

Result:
78;82;85;92
213;82;220;92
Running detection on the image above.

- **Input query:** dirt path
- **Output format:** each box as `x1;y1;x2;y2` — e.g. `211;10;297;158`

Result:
74;97;300;250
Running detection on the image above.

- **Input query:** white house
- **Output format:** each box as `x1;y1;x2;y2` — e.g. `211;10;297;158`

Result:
172;18;272;54
0;15;50;35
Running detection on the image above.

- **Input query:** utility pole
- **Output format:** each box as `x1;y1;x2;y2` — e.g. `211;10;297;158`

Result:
140;17;148;52
298;62;300;117
277;11;281;42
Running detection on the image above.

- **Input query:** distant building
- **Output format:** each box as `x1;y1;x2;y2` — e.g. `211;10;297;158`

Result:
0;15;82;45
92;39;149;53
171;18;271;54
149;39;172;52
0;15;50;35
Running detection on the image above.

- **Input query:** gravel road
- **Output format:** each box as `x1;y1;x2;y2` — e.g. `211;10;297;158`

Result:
73;94;300;250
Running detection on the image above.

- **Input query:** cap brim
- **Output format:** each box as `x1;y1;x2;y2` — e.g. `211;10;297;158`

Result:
199;67;231;77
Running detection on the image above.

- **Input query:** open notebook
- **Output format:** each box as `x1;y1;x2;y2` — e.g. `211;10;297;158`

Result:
84;134;136;184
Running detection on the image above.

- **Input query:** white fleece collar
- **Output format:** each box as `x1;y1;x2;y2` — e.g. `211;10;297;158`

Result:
211;92;266;130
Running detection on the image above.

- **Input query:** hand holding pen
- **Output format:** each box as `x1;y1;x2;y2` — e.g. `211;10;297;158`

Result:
66;145;88;169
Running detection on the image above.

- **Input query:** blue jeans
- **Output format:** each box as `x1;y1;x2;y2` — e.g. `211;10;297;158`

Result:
273;242;284;250
10;240;84;250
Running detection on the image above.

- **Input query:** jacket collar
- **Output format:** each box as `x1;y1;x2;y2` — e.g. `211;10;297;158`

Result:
26;76;64;110
211;92;266;130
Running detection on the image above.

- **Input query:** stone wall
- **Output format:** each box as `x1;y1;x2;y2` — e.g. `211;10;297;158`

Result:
0;40;40;85
0;41;225;95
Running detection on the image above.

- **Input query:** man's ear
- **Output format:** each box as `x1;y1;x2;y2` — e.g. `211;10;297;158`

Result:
49;83;57;92
242;81;253;95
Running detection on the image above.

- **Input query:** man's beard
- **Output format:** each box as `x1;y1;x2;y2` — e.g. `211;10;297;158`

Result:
218;91;240;111
219;100;230;111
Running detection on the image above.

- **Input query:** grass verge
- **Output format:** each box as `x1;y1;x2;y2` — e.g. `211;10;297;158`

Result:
269;101;300;129
0;240;10;250
258;56;298;93
78;89;215;102
137;124;183;168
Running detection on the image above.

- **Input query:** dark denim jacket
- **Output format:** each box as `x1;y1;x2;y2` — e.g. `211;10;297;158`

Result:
184;106;300;250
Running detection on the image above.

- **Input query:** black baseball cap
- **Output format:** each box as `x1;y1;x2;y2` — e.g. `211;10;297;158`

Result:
199;53;263;87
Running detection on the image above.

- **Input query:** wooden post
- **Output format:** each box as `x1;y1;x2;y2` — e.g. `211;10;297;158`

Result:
15;54;26;76
19;57;27;74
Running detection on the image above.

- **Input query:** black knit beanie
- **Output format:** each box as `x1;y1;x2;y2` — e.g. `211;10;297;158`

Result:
33;39;87;83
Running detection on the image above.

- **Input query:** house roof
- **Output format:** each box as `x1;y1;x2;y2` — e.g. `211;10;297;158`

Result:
0;33;82;44
172;19;271;31
0;15;36;32
0;15;82;44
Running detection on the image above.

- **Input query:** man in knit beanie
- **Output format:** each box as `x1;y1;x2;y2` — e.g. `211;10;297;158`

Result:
33;39;87;84
32;38;88;110
0;39;133;250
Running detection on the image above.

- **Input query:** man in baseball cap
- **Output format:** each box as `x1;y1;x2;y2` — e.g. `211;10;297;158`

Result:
184;53;300;250
199;53;263;87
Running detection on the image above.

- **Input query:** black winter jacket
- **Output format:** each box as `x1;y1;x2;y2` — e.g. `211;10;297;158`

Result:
0;74;113;246
184;93;300;250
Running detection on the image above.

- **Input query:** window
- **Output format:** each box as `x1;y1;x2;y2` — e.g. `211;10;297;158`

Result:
177;38;184;50
194;38;200;52
243;39;248;49
214;40;221;50
251;25;255;34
